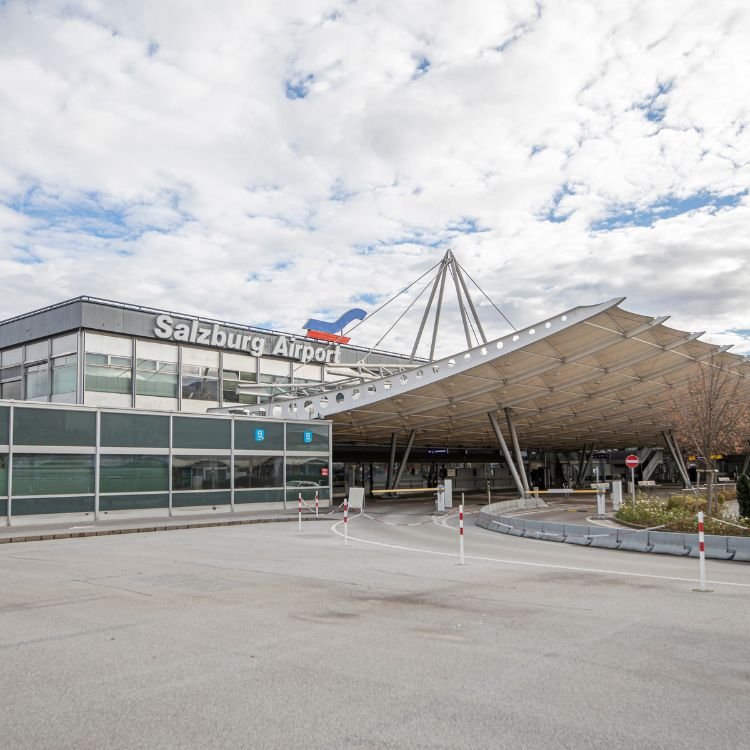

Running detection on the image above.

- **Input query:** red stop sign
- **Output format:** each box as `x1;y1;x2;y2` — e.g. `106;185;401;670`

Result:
625;454;639;469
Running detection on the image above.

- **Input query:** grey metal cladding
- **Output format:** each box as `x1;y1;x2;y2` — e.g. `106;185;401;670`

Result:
0;300;83;349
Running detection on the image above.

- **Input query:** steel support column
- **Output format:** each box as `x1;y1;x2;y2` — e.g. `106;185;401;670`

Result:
391;430;417;490
488;412;525;497
505;408;530;493
386;432;398;489
663;430;692;489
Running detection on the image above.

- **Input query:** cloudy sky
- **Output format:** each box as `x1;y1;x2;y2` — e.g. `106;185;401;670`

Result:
1;0;748;359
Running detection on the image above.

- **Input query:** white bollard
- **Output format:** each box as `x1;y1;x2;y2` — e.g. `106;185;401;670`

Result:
344;498;349;546
695;511;709;592
459;504;465;565
298;492;302;533
315;491;319;518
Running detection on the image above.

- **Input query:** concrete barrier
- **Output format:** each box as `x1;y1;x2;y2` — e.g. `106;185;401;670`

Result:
476;508;749;561
728;537;750;562
617;530;653;553
648;531;690;556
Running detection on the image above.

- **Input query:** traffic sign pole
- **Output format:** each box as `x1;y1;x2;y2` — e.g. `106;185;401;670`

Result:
625;454;640;507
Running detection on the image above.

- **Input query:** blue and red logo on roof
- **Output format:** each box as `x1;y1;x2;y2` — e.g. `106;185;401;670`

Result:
303;308;367;344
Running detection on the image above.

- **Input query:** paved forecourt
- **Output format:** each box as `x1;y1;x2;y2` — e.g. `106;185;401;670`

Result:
1;502;748;749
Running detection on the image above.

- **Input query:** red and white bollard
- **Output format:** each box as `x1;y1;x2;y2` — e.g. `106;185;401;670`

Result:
315;490;319;518
459;504;465;565
298;492;302;533
344;498;349;546
696;511;708;592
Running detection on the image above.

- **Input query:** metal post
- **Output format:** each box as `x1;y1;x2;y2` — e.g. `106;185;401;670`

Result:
230;417;235;513
488;412;525;497
386;432;398;489
410;269;443;362
428;264;448;361
505;408;530;493
454;262;487;343
94;409;101;521
670;431;693;490
694;511;709;593
662;430;691;488
631;466;636;508
168;413;173;518
391;429;417;490
344;497;349;546
448;256;473;349
459;504;465;565
298;492;302;533
315;490;319;518
7;404;14;527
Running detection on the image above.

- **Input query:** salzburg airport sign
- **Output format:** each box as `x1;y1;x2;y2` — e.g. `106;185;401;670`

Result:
153;315;341;364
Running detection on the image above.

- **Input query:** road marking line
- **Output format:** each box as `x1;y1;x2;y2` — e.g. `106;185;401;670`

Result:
331;520;750;589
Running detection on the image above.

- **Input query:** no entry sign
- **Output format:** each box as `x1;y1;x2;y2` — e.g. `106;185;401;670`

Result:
625;454;639;469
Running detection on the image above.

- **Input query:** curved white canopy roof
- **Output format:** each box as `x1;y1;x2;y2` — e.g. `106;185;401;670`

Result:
276;298;750;450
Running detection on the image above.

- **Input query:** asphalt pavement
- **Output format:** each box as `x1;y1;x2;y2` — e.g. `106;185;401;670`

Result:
1;500;748;749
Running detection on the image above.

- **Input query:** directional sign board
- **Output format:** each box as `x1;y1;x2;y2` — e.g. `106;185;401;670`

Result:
625;454;639;469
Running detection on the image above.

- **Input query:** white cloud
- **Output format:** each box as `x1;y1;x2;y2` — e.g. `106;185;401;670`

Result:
0;0;749;358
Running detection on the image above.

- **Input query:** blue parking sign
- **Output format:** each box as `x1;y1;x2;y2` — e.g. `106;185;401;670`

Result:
303;431;313;444
255;428;265;442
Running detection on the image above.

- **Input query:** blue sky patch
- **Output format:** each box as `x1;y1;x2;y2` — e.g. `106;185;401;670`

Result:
591;190;747;231
543;183;576;223
285;73;314;99
637;80;672;123
413;56;430;78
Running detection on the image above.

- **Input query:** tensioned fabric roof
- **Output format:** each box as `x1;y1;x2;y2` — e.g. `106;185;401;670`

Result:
274;298;750;450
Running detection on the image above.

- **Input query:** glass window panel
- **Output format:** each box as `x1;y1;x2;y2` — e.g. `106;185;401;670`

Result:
25;340;49;362
100;412;169;448
99;494;169;511
234;420;284;450
14;407;95;446
11;495;94;515
100;455;169;493
0;380;21;400
51;333;77;356
172;490;230;508
1;365;22;380
222;368;257;404
286;456;329;490
286;422;329;451
136;359;178;397
173;416;230;449
0;454;7;496
182;365;219;401
235;488;284;504
12;453;95;495
85;353;132;394
234;456;283;489
25;363;49;399
1;347;22;366
172;456;231;490
52;354;77;395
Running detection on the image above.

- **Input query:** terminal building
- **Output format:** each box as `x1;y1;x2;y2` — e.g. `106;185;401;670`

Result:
2;252;750;523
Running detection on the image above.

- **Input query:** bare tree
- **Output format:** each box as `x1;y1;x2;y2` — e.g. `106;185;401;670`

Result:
668;354;750;514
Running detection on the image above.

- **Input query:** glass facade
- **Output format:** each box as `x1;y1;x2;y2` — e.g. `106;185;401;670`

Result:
12;454;95;496
173;456;231;490
181;364;219;401
100;455;169;493
0;402;331;518
85;353;132;394
136;359;178;397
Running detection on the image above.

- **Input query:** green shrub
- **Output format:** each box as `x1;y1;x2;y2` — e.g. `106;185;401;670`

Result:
615;494;750;536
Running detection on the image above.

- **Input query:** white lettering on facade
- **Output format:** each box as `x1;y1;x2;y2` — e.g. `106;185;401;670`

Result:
151;316;337;363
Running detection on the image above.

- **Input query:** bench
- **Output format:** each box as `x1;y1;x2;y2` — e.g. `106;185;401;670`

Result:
637;480;657;488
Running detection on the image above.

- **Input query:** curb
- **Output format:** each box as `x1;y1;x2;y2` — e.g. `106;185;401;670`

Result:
0;515;331;545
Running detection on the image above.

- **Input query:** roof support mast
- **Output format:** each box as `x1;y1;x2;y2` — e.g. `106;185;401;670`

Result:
410;249;490;363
